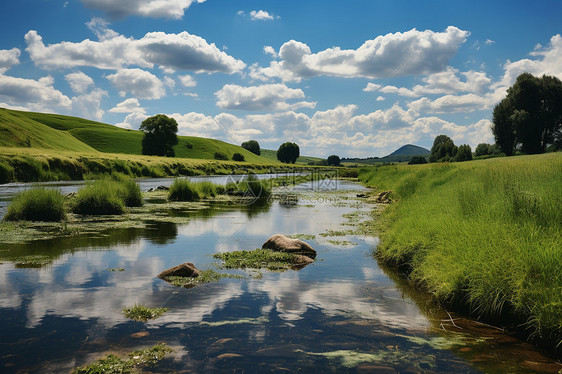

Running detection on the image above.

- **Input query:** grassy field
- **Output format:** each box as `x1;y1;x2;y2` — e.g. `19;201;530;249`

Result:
359;153;562;354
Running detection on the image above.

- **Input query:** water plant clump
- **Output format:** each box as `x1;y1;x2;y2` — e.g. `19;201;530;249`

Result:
72;180;126;215
213;248;304;271
168;178;200;201
3;188;66;222
72;344;173;374
165;269;244;287
122;304;167;322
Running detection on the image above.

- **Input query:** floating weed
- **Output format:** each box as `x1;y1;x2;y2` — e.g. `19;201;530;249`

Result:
72;344;173;374
287;234;316;240
319;229;354;237
213;249;304;271
200;316;268;327
296;349;385;368
165;269;244;287
107;268;124;272
122;304;167;322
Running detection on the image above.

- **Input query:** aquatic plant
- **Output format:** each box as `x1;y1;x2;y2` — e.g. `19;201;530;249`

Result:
213;248;303;271
72;180;126;215
4;188;66;222
165;269;244;287
168;179;200;201
122;304;167;322
0;160;14;184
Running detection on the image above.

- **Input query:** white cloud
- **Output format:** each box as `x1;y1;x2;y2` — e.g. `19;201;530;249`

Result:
80;0;206;19
71;88;107;121
251;26;469;82
0;74;71;112
349;103;417;131
178;74;196;87
408;93;490;113
25;28;245;74
263;46;278;58
0;48;20;73
485;39;495;45
376;96;385;101
86;18;119;40
65;71;95;94
106;68;166;99
215;83;316;111
249;10;274;21
362;83;381;92
115;111;147;129
109;98;146;114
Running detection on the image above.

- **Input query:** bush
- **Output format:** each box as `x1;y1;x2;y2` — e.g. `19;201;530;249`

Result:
327;155;341;166
72;180;126;215
455;144;473;162
408;156;427;165
214;152;228;161
0;161;14;184
241;140;261;155
232;153;245;162
4;188;66;222
168;179;200;201
475;143;492;157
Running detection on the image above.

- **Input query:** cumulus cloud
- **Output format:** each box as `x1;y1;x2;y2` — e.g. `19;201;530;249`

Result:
178;74;196;87
408;93;490;113
250;26;469;82
115;111;147;129
214;83;316;111
109;98;146;114
71;88;107;121
80;0;206;19
25;27;245;74
65;71;95;94
249;10;274;21
106;68;165;99
263;46;278;58
0;48;20;73
0;74;71;112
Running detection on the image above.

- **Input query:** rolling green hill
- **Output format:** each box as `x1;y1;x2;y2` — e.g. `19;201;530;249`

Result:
0;108;275;164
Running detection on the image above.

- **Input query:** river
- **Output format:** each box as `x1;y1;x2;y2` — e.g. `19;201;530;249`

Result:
0;178;559;373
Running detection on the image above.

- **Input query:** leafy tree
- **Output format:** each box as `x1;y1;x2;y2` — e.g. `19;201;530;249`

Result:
327;155;341;166
277;142;300;164
140;114;178;157
492;73;562;155
241;140;261;156
232;153;245;162
430;135;457;162
408;156;427;165
214;152;228;160
455;144;473;162
474;143;491;157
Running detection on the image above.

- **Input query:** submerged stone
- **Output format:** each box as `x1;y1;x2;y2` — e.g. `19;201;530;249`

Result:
262;234;316;259
158;262;201;279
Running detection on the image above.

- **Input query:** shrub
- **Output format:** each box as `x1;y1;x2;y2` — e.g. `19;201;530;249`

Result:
327;155;341;166
0;161;14;184
4;188;66;222
168;179;200;201
408;156;427;165
214;152;228;161
72;180;126;215
241;140;261;155
232;153;245;162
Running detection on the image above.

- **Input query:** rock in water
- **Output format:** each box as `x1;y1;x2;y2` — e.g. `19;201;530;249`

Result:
262;234;317;259
158;262;201;279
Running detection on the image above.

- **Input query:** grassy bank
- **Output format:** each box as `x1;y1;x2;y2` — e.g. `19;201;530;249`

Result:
358;153;562;355
0;147;298;183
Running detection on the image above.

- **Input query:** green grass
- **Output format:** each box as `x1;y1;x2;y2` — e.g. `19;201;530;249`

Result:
122;304;167;322
358;153;562;350
72;343;172;374
3;188;66;222
72;180;126;215
213;248;304;271
168;179;200;201
164;269;244;287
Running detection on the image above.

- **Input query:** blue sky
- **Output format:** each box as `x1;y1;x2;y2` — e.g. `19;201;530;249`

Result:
1;0;561;157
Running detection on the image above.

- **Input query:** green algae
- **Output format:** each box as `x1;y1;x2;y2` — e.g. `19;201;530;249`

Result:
122;304;167;322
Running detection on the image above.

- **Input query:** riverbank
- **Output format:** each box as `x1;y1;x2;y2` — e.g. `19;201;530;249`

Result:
0;147;321;184
358;152;562;358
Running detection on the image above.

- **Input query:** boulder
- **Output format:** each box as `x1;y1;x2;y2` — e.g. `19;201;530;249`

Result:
262;234;316;259
158;262;200;279
291;254;315;270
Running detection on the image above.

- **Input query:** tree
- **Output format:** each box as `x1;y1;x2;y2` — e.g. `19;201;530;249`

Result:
327;155;341;166
232;153;245;162
241;140;261;155
430;135;457;162
140;114;178;157
492;73;562;155
474;143;491;157
277;142;300;164
408;156;427;165
455;144;473;162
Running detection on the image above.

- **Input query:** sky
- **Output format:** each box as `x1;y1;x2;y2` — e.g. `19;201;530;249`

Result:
0;0;561;158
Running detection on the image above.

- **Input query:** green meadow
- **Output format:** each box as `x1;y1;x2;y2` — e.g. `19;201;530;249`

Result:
359;153;562;351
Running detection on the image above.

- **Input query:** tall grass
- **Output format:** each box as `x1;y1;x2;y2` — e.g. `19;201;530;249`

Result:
227;174;272;200
359;153;562;351
168;179;200;201
72;176;142;215
4;188;66;222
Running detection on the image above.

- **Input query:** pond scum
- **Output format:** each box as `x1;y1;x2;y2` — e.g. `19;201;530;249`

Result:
358;152;562;356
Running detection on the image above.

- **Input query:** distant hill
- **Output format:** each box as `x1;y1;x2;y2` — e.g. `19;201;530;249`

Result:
0;108;275;164
341;144;430;165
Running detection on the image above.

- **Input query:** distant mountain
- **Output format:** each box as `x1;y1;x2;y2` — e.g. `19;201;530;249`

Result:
383;144;430;158
341;144;430;165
